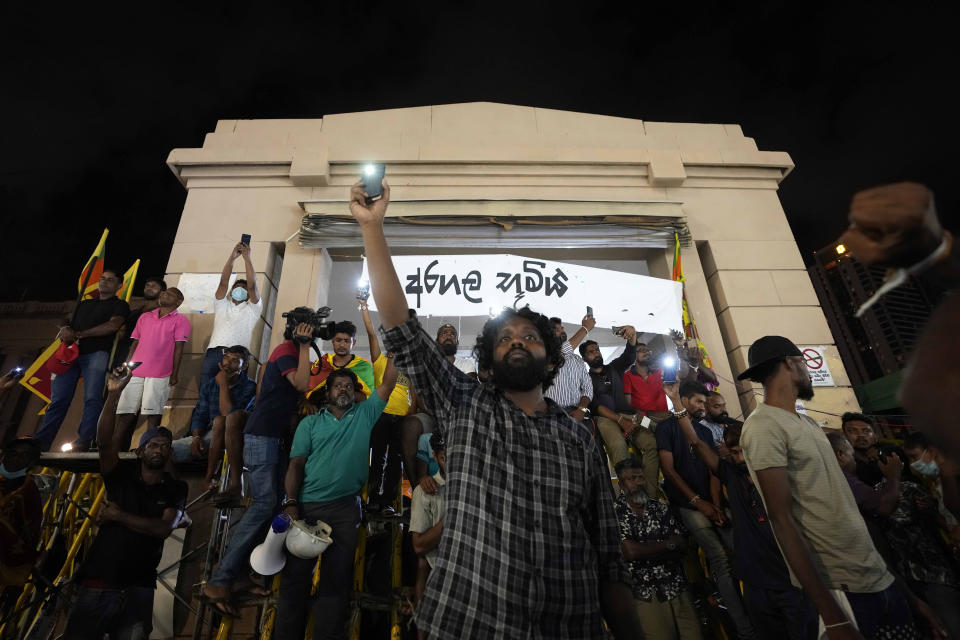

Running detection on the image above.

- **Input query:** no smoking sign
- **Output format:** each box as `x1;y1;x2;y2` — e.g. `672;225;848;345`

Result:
800;346;834;387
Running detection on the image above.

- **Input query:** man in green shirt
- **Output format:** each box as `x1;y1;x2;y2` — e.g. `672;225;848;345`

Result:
274;364;398;640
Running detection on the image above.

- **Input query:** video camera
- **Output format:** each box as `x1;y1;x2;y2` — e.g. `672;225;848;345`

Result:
282;306;339;344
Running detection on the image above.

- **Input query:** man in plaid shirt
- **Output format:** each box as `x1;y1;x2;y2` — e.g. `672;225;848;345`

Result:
349;179;641;639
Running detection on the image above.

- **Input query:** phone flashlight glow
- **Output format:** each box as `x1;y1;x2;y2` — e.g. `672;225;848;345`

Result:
363;164;377;176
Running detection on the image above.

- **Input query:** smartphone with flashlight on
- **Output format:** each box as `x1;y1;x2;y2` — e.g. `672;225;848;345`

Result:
662;351;679;384
125;361;143;373
10;366;25;379
356;282;371;301
362;164;386;204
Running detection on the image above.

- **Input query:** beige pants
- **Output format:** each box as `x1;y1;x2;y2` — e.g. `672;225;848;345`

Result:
596;413;661;494
595;415;631;467
635;591;703;640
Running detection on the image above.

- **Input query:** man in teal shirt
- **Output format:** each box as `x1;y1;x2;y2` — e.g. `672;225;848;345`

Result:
275;362;398;640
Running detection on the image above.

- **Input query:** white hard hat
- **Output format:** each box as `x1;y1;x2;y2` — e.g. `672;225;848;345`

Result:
285;519;333;559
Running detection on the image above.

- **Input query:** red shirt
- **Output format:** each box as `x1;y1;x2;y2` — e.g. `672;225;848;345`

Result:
622;368;667;412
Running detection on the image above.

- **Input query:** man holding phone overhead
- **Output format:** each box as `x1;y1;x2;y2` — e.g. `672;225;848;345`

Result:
348;173;641;639
195;240;263;408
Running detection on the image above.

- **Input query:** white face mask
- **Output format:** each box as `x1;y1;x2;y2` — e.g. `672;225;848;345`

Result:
231;287;248;302
432;470;446;487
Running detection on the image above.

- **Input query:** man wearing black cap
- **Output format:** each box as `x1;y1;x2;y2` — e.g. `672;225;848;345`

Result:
62;367;188;640
738;336;916;639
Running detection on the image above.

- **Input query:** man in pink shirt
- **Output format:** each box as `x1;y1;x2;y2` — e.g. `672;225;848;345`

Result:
115;287;191;449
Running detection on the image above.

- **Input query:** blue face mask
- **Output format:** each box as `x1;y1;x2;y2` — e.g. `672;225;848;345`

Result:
231;287;248;302
911;459;940;478
0;463;27;480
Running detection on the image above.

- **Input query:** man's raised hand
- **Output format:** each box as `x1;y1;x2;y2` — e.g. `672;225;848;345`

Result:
349;179;390;226
581;313;596;332
106;366;133;394
838;182;943;267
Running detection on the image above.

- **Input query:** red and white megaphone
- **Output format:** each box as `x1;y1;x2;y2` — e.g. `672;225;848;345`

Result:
250;514;292;576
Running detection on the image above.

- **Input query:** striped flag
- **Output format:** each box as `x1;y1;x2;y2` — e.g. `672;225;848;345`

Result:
671;233;714;369
78;229;109;300
117;260;140;302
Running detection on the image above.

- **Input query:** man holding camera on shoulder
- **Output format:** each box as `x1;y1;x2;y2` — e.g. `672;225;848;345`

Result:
202;313;314;617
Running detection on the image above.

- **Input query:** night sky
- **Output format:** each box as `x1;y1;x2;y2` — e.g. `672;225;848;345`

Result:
3;2;956;302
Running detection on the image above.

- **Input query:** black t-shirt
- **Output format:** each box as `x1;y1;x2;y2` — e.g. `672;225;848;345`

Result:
587;342;636;415
79;461;187;588
655;417;714;508
112;305;147;367
72;297;130;355
715;459;792;589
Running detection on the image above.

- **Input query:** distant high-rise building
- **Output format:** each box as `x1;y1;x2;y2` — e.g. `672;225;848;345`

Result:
808;241;934;393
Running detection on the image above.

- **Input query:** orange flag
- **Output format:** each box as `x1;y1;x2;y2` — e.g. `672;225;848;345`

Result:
79;229;108;300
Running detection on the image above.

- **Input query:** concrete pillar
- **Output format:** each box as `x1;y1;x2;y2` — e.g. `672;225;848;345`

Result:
269;243;333;353
700;240;860;425
647;244;737;404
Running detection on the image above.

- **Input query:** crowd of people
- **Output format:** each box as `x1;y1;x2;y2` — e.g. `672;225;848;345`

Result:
0;178;957;640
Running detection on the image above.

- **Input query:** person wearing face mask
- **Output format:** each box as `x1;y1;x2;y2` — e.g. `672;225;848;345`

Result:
829;432;956;639
614;457;701;640
903;432;960;543
199;243;263;394
0;437;42;593
667;381;815;640
274;365;398;640
410;431;447;613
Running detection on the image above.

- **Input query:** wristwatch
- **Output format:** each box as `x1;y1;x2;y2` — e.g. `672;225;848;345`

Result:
280;498;299;510
579;407;591;415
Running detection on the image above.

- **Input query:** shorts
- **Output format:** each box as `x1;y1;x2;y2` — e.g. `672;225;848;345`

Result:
117;376;171;416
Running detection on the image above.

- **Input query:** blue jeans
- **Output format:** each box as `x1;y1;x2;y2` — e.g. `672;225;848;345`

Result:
62;585;154;640
677;507;756;639
846;582;917;639
187;347;226;430
34;350;110;451
170;430;213;463
274;496;362;640
208;434;284;588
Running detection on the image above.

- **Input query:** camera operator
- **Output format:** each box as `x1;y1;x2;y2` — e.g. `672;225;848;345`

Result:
202;313;314;615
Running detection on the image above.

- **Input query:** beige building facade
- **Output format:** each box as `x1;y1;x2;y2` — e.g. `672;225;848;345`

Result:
160;102;858;426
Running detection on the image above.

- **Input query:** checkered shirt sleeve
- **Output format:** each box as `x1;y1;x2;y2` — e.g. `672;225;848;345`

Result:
382;313;631;639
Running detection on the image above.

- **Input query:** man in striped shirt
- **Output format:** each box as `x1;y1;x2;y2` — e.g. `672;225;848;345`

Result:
544;315;595;420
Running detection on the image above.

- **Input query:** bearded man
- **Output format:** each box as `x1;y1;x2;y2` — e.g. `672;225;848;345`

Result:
348;177;640;639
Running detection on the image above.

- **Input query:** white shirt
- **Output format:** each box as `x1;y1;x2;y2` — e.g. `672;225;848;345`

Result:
208;296;262;350
454;356;476;376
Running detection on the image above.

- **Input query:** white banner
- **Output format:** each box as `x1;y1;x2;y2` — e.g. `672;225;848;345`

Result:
799;345;835;387
368;254;683;335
